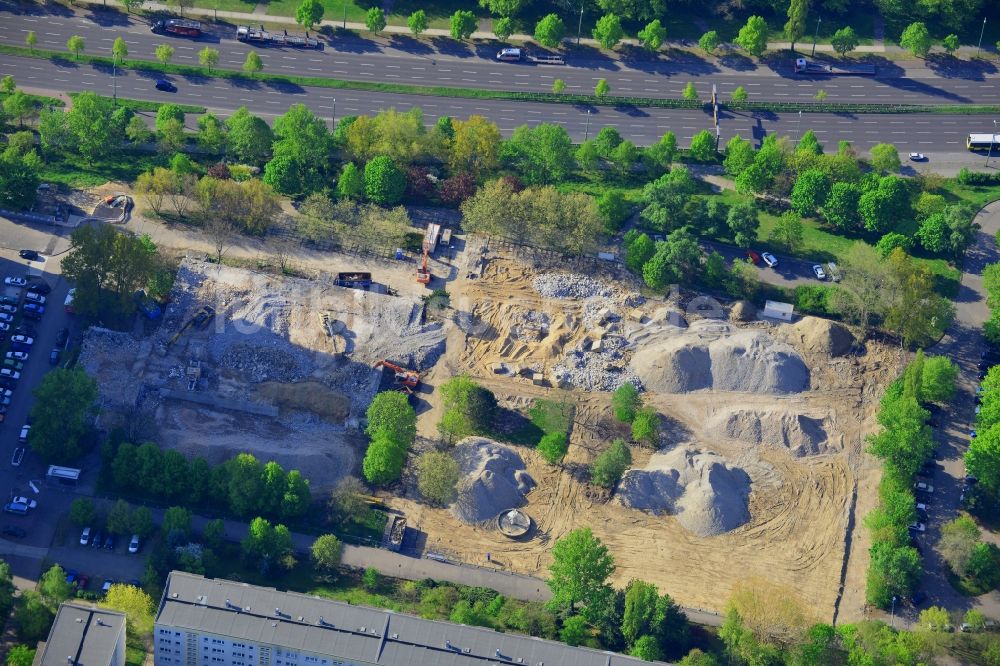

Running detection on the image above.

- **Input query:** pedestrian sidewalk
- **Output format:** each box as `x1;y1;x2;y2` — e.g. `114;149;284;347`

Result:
96;0;899;54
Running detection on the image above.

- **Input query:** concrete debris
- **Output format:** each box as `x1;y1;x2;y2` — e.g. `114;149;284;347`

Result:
531;273;615;300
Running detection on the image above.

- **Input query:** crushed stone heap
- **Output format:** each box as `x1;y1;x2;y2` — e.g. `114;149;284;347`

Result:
451;438;535;524
617;447;752;537
705;408;831;456
775;316;855;357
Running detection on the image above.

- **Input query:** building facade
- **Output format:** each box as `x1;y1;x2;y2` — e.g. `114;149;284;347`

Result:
155;571;664;666
38;602;126;666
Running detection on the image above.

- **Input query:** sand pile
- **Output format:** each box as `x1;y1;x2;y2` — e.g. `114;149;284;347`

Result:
776;316;854;357
706;408;831;456
630;326;809;394
617;447;752;537
730;300;756;322
451;438;535;524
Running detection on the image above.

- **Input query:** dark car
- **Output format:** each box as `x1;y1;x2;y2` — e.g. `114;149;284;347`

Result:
49;349;60;366
1;526;26;538
155;79;176;92
56;328;69;347
21;309;42;321
0;378;15;390
14;324;35;337
104;534;116;550
27;282;51;295
22;303;44;314
18;250;39;261
91;530;103;548
77;575;89;590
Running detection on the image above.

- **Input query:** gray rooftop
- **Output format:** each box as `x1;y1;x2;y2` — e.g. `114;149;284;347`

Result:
40;602;125;666
158;571;668;666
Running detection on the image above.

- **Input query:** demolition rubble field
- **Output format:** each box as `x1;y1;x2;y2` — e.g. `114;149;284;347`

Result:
397;242;901;622
80;258;444;491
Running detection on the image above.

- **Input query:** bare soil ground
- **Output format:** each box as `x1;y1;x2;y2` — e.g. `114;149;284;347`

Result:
395;240;901;622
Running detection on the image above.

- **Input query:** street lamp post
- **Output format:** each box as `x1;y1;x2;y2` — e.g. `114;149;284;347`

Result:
989;119;998;167
890;596;898;628
811;16;822;57
577;3;584;46
331;98;336;132
584;109;592;142
978;17;987;58
112;62;117;106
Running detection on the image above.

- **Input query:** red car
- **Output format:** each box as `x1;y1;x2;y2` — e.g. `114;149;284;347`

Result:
746;250;761;265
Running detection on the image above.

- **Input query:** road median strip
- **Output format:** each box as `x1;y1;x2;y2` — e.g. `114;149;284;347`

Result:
66;91;206;114
4;44;1000;115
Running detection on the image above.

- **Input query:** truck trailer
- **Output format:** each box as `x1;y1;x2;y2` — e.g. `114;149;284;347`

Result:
236;25;320;49
793;58;875;76
150;18;203;38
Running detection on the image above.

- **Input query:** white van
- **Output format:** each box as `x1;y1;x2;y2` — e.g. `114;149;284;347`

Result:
496;47;522;62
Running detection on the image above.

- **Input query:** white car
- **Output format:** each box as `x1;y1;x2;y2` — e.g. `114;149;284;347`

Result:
0;323;9;332
10;336;33;346
5;352;27;361
812;264;826;280
10;447;24;467
3;277;26;288
128;534;140;553
908;522;926;532
80;527;91;546
0;305;16;314
908;152;927;161
24;292;45;304
10;496;36;509
18;425;29;443
915;482;935;493
1;370;20;380
761;252;778;268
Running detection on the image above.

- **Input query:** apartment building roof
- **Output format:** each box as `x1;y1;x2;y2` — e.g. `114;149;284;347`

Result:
40;602;125;666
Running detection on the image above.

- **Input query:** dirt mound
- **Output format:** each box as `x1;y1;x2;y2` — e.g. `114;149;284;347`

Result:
706;408;831;456
255;381;351;423
617;447;752;537
777;317;854;357
730;300;757;322
630;326;808;394
452;438;535;524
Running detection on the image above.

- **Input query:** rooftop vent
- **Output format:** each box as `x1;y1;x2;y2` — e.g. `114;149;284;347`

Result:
75;618;82;623
297;616;303;622
318;616;326;626
391;634;398;639
96;618;106;627
67;657;73;664
171;593;178;598
275;608;281;616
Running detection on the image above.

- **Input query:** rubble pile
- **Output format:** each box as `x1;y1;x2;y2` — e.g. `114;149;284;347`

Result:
531;273;616;300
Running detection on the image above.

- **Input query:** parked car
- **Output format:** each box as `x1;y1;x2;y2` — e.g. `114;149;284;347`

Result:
23;292;44;304
0;314;13;323
5;352;26;361
761;252;778;267
496;47;523;61
915;482;935;493
80;527;91;546
3;360;22;371
746;250;761;264
154;79;176;92
10;336;33;346
21;310;42;322
3;277;26;288
10;497;37;510
908;152;927;162
2;503;28;515
908;522;926;533
128;534;140;554
91;530;103;548
14;324;34;337
77;575;89;590
0;306;15;315
65;569;78;585
22;303;44;314
49;349;60;366
18;425;29;443
0;323;10;332
56;327;69;347
18;250;40;261
812;264;826;280
10;448;24;467
27;282;51;295
0;297;16;306
1;370;20;381
101;579;114;594
2;526;26;538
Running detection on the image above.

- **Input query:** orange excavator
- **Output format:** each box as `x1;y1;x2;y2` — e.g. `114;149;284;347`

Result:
415;223;441;285
373;360;420;394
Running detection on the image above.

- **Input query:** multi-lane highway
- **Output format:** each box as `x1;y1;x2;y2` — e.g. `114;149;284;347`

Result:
1;53;989;159
2;5;1000;106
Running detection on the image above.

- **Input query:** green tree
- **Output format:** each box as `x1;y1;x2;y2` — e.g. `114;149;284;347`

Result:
14;591;53;643
638;19;666;51
822;182;861;231
1;75;15;94
225;106;272;166
625;233;655;273
155;43;175;65
699;30;721;54
66;35;85;59
547;528;615;623
594;78;611;98
631;636;662;661
968;422;1000;494
479;0;523;16
362;433;407;484
870;143;901;173
942;33;959;55
106;499;132;535
622;579;660;646
866;542;921;608
310;534;342;573
831;26;859;55
612;382;642;423
814;89;827;101
438;375;496;440
101;584;155;635
493;16;514;41
964;608;987;631
560;614;589;646
938;515;981;577
631;406;659;446
198;47;220;72
25;31;36;53
4;92;35;128
337;162;363;200
682;81;698;101
735;15;768;57
363;155;405;204
26;367;97;463
504;123;575;185
241;517;293;571
131;506;154;538
726;200;759;249
243;51;263;77
731;85;748;102
534;14;566;49
645;131;677;174
69;498;96;527
407;10;428;37
295;0;324;30
920;356;957;404
362;567;380;590
537;432;569;464
593;13;624;50
39;565;75;607
688;130;716;162
366;7;386;34
591;439;631;487
797;129;823;155
784;0;808;51
111;36;128;64
203;518;226;548
6;646;34;666
770;211;804;252
900;22;932;57
161;506;192;541
450;10;478;40
416;450;461;505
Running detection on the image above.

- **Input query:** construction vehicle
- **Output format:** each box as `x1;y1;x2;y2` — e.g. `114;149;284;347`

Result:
793;57;875;76
167;306;215;348
416;223;441;285
150;18;203;38
133;290;162;320
373;359;420;394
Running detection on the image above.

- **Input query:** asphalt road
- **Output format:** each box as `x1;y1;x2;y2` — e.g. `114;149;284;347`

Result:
3;4;1000;106
2;53;994;162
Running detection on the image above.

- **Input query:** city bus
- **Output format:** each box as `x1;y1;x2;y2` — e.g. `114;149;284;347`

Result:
968;133;1000;151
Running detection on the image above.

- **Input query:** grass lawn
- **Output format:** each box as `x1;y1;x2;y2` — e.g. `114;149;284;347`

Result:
38;152;166;189
938;179;1000;210
196;0;482;28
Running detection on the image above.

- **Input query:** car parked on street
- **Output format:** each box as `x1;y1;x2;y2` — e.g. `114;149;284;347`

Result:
746;250;761;264
18;425;29;443
49;349;60;366
0;314;12;324
91;530;103;548
0;306;15;315
104;534;116;550
812;264;826;280
101;579;114;594
22;303;44;315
